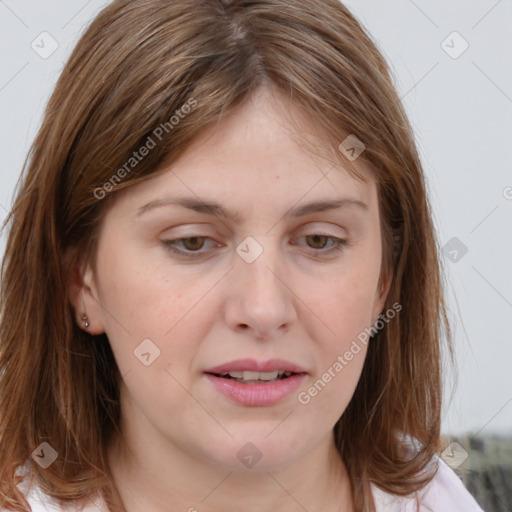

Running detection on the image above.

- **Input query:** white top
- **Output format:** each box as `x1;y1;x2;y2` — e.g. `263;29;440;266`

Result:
371;457;484;511
8;456;484;511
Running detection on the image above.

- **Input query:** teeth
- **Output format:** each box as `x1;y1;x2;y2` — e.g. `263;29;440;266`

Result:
219;370;293;381
245;370;278;381
225;371;243;378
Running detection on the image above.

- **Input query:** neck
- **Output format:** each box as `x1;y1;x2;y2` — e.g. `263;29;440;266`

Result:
106;426;354;512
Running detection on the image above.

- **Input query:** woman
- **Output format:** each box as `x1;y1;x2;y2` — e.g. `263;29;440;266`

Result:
0;0;484;511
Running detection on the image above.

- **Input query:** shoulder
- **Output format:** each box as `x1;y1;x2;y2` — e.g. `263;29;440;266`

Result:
416;457;484;511
371;456;485;512
5;460;107;512
10;462;72;512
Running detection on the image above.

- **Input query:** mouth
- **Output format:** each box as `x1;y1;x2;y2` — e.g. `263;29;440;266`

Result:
204;358;308;376
204;370;302;385
203;360;308;406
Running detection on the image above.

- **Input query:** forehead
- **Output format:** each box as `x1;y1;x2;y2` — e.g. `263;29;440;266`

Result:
114;86;377;217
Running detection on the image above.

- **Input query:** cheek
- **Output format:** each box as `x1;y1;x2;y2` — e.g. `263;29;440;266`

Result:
94;247;218;373
96;243;193;332
301;276;375;422
304;261;381;345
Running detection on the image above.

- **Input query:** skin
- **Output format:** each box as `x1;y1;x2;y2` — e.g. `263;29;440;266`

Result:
69;85;391;512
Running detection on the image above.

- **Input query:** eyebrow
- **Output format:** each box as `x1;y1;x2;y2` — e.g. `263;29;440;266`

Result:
136;195;368;221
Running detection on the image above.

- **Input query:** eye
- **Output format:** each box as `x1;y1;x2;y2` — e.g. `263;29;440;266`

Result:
162;236;214;257
295;233;348;253
162;233;348;259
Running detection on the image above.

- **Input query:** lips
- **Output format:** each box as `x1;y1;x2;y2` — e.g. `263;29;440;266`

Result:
204;372;307;406
203;358;308;405
204;358;308;375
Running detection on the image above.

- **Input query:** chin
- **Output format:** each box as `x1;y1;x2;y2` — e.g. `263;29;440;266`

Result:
200;432;308;472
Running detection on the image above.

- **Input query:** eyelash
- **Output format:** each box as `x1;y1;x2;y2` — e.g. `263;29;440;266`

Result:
161;234;348;258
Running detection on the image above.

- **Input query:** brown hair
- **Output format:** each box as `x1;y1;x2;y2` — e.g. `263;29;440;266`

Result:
0;0;452;510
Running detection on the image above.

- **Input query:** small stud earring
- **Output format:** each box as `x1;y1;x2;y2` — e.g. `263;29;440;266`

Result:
81;314;90;329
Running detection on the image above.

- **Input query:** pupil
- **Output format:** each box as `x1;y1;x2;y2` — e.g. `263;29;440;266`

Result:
184;237;204;250
307;235;327;249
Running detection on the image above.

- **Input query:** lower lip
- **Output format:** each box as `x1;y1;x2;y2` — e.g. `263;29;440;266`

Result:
204;373;307;406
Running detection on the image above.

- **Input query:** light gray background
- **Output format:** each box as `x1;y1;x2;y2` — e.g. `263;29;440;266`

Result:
0;0;511;436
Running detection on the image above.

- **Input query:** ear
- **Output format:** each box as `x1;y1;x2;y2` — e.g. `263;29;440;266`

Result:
371;265;393;324
63;247;106;335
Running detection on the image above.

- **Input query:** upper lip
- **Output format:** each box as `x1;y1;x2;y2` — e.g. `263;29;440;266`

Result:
204;358;308;374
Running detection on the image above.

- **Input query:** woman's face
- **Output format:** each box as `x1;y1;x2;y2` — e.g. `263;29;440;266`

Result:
76;86;391;471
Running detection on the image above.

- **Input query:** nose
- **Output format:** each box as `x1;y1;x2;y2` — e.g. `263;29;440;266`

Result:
223;237;297;339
